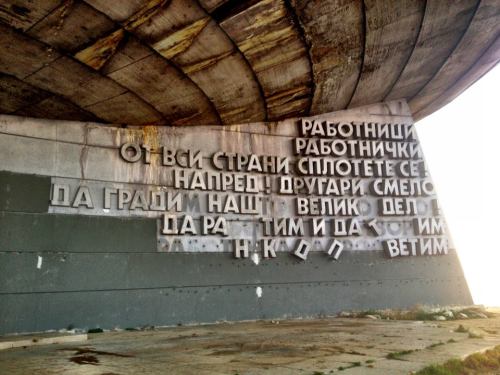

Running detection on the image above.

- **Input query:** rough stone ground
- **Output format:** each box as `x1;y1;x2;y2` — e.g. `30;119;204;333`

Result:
1;315;500;375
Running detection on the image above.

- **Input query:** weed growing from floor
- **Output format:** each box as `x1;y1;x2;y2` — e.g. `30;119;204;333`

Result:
427;342;445;349
455;324;469;333
386;349;415;360
337;362;361;371
415;345;500;374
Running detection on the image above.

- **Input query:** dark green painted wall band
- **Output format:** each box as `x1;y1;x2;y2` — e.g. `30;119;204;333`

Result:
0;251;467;294
0;170;50;213
0;277;472;335
0;171;473;335
0;212;157;252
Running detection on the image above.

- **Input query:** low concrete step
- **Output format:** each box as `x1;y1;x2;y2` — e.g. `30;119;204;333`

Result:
0;332;87;350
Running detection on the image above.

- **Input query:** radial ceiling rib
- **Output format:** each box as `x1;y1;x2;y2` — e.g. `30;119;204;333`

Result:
26;0;116;54
4;0;224;126
348;0;426;108
413;36;500;121
0;22;60;79
0;0;61;32
382;0;427;102
88;0;266;125
0;1;166;125
0;22;164;125
84;0;170;23
81;0;222;125
0;73;51;113
291;0;364;114
214;0;312;120
102;35;222;126
140;0;266;125
409;0;500;116
385;0;479;102
0;72;99;122
204;0;260;17
1;0;499;125
197;0;269;121
345;0;367;113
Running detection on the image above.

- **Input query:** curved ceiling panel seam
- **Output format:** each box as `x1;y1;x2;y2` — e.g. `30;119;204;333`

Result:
413;35;500;121
0;23;164;125
384;0;479;102
348;0;427;108
0;73;102;122
381;0;427;102
82;0;223;125
409;0;500;116
5;0;170;125
108;0;266;125
214;0;313;120
23;0;63;34
406;0;483;104
345;0;367;110
283;0;315;117
198;0;269;121
290;0;365;114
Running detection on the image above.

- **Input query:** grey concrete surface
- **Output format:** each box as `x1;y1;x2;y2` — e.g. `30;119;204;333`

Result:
0;102;471;335
1;315;499;375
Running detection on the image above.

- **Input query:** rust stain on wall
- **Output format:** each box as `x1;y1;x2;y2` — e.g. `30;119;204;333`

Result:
142;125;160;150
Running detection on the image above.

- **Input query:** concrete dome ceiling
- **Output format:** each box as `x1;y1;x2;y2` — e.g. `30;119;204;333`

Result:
0;0;499;126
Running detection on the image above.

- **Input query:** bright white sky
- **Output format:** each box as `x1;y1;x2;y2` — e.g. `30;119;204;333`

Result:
417;64;500;306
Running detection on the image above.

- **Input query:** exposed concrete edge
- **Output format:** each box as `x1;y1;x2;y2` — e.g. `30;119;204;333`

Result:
0;333;87;351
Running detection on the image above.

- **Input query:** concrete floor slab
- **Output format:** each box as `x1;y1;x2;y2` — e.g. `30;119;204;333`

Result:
1;316;500;374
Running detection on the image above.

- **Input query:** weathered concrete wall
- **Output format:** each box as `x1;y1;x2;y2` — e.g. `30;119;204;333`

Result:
0;100;472;334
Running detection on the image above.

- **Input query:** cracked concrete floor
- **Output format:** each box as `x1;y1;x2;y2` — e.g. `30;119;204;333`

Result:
1;316;500;375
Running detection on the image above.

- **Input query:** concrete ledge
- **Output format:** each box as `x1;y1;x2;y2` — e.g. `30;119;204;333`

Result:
0;333;87;351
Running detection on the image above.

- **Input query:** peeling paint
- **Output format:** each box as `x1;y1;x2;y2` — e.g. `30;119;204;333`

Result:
291;0;364;113
0;3;31;27
240;0;285;30
251;46;306;73
266;85;310;118
256;286;263;298
181;50;233;75
74;29;125;71
217;103;248;123
53;0;74;32
219;0;312;120
268;97;309;118
239;26;295;56
153;18;210;60
123;0;170;31
251;253;260;265
266;85;310;107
